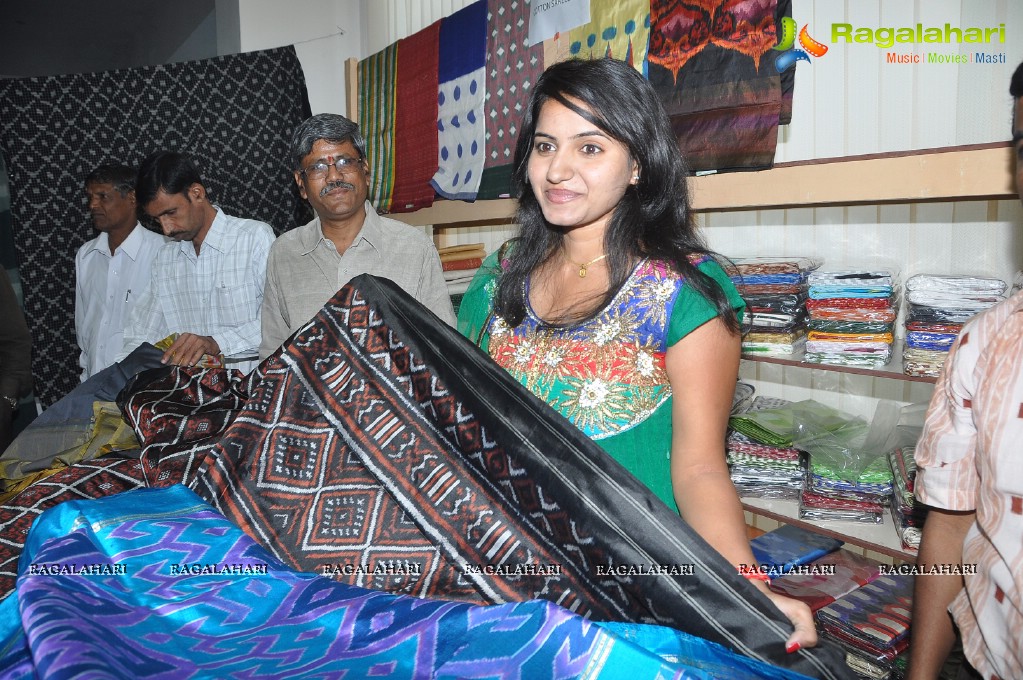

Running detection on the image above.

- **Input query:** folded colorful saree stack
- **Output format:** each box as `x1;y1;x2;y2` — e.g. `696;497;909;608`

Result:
727;397;806;501
728;257;819;356
886;446;926;553
804;270;899;368
816;575;914;679
0;275;853;676
0;485;820;679
800;454;892;525
902;274;1006;377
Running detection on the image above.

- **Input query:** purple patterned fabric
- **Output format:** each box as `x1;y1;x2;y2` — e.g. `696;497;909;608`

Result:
0;485;817;679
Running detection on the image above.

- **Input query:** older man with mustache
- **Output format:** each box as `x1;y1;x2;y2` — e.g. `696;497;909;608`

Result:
258;113;454;359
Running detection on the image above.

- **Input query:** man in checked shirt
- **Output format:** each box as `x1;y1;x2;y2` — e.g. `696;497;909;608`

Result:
119;151;275;375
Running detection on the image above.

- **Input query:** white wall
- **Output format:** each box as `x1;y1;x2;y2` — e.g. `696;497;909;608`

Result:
235;0;366;116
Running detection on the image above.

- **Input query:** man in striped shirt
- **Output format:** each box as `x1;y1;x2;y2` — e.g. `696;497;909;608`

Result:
909;60;1023;680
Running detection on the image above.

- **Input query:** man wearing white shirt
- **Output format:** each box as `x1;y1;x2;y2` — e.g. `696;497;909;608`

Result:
120;151;275;374
75;164;167;381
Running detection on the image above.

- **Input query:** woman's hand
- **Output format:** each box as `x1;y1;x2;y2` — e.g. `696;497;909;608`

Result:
762;588;818;652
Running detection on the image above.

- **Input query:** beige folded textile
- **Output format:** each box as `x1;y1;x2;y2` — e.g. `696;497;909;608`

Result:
438;243;486;262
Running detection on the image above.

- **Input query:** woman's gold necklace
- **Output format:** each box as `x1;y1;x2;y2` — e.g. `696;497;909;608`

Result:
563;252;608;278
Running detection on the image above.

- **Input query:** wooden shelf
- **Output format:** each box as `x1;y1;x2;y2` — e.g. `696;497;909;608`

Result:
742;497;916;563
692;143;1015;212
741;340;938;384
387;143;1015;226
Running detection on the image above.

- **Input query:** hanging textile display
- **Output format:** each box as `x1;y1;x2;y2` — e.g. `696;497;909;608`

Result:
476;0;546;200
0;46;312;407
566;0;651;71
390;22;441;213
358;43;399;212
430;0;489;201
647;0;789;173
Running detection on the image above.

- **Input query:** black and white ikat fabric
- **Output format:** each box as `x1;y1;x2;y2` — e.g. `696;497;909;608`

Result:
0;46;313;406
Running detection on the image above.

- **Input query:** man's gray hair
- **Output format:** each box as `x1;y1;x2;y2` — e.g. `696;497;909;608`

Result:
290;113;368;170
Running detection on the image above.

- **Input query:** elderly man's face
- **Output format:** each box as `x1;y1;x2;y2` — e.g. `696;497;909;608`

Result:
294;139;369;225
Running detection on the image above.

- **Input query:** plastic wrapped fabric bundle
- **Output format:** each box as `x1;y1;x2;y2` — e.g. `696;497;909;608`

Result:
731;258;817;347
886;446;926;552
905;273;1006;294
904;330;958;351
727;399;807;500
742;330;807;356
900;274;1005;378
902;347;948;377
804;346;893;368
727;257;822;277
742;292;808;312
807;319;894;334
731;381;756;415
803;269;899;368
798;490;884;524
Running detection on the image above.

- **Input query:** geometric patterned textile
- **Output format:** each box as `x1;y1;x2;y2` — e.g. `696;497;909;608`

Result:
0;455;147;600
0;485;817;679
0;46;312;406
118;274;851;678
647;0;785;172
816;574;914;661
477;0;545;200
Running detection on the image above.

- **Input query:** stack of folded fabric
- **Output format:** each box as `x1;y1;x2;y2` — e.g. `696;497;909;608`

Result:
800;454;893;525
816;574;914;680
768;549;883;612
902;274;1007;377
748;524;844;578
890;652;909;680
728;395;807;500
438;242;487;314
727;432;806;500
804;269;898;367
887;445;927;553
727;257;819;356
728;396;801;448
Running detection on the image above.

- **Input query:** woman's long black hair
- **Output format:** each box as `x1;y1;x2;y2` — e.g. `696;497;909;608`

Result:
493;57;739;334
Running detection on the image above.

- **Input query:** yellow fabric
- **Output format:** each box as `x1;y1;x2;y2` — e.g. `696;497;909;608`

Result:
0;401;139;503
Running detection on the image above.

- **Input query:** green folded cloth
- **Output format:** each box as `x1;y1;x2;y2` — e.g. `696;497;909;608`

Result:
728;399;865;449
807;320;895;334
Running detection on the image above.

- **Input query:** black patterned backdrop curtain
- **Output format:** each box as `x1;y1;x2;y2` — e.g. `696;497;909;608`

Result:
0;46;313;406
